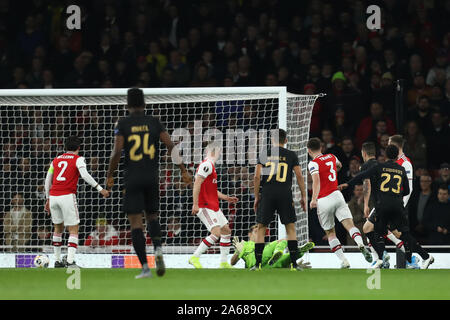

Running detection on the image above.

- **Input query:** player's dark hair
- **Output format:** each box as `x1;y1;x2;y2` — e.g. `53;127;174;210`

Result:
65;136;82;151
362;142;376;156
272;129;287;144
127;87;145;109
438;184;449;192
307;137;321;151
389;135;404;148
385;144;399;160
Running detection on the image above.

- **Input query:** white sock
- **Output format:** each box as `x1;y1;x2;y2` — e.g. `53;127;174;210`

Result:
329;236;346;263
220;234;231;263
386;232;405;253
52;233;62;262
349;227;364;247
367;238;379;261
67;234;78;264
194;234;219;257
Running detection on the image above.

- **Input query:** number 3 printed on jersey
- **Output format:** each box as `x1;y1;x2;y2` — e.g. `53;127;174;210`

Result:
56;161;68;181
326;161;336;181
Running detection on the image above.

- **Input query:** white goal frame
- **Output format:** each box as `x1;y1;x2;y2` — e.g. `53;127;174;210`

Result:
0;86;318;254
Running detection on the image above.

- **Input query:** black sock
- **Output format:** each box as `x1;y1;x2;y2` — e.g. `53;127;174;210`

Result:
399;232;414;263
255;243;265;266
131;228;148;268
147;219;162;250
366;231;384;259
409;235;429;260
288;240;299;266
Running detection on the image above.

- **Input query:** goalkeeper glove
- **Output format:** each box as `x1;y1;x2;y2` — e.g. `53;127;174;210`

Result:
232;236;244;254
296;258;312;269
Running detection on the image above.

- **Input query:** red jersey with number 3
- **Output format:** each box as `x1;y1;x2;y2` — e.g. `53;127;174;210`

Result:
308;153;339;199
196;158;219;211
50;153;82;196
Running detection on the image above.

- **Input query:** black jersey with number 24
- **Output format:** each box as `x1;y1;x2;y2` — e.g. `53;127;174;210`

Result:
115;112;165;183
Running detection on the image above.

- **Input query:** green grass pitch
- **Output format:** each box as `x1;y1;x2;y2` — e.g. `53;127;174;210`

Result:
0;268;449;300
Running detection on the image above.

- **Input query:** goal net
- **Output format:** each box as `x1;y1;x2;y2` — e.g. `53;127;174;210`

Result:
0;88;319;258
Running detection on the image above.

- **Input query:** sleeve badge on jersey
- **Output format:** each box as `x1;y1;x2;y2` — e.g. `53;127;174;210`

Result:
203;166;209;173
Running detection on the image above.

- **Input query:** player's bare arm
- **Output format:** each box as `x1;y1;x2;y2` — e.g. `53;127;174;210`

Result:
253;164;262;213
106;133;125;190
230;252;240;266
310;173;320;209
218;191;238;203
78;158;110;198
293;165;307;211
160;131;193;187
336;159;342;171
363;179;371;218
192;174;205;215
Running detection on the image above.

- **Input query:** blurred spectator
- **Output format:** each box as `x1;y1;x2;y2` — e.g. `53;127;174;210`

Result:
321;129;345;161
328;107;354;142
407;72;433;107
3;193;32;252
423;185;450;245
424;111;450;170
167;50;191;86
426;49;450;87
408;174;435;242
432;163;450;194
355;102;396;149
84;218;119;247
339;137;358;173
341;156;362;201
346;184;366;244
407;95;433;133
403;120;428;170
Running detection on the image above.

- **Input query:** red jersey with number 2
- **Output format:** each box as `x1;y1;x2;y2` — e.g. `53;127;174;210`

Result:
50;153;82;196
308;154;339;199
196;158;219;211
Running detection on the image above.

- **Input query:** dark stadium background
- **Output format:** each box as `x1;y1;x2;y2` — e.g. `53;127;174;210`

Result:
0;0;449;249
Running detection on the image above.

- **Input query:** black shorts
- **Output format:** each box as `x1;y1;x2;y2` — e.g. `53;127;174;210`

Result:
123;180;159;215
374;199;409;235
256;189;296;226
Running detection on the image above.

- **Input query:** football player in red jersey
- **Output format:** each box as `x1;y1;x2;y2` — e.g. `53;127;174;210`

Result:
189;142;238;269
44;136;109;267
307;138;371;268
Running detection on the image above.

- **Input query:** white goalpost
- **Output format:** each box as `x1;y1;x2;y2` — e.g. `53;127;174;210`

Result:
0;87;319;267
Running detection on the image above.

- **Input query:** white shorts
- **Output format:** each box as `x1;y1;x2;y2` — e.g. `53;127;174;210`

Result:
197;208;228;232
317;190;353;231
49;194;80;226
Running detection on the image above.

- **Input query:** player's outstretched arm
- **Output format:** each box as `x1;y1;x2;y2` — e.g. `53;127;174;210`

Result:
343;165;377;189
160;131;193;187
253;164;262;213
77;158;109;198
218;191;238;203
106;133;124;189
293;165;307;212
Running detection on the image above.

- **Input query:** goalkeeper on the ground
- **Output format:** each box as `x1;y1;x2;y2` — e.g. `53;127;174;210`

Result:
230;225;315;269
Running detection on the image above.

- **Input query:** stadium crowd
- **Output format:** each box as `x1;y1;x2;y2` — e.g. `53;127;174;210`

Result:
0;0;449;250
